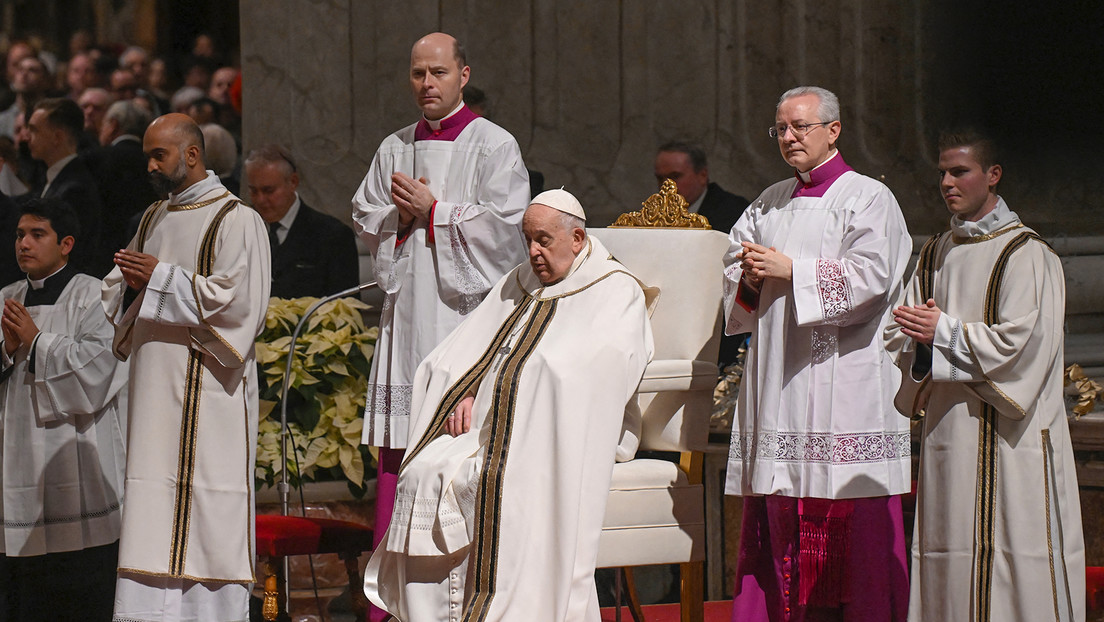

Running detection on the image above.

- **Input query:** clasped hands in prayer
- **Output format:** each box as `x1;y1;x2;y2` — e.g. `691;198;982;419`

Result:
892;298;941;346
114;249;159;291
2;299;38;356
737;242;793;288
392;173;436;231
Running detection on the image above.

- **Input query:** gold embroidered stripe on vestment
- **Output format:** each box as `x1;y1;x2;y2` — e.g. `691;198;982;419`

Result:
463;298;558;622
402;295;535;468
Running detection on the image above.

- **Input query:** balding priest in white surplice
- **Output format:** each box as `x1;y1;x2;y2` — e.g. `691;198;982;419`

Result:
351;40;529;619
724;87;912;621
102;114;270;621
364;190;655;622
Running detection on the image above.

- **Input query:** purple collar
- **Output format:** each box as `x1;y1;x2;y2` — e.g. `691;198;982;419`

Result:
414;105;479;142
790;152;853;198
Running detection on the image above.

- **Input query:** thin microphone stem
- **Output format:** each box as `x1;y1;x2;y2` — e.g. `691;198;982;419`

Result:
275;280;377;613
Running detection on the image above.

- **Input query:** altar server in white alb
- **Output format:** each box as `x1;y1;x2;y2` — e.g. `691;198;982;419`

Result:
102;113;270;621
723;86;912;621
0;198;128;621
364;190;654;621
885;129;1084;622
351;33;529;619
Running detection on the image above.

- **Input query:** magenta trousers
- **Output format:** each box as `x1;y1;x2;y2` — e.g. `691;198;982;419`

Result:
367;447;404;622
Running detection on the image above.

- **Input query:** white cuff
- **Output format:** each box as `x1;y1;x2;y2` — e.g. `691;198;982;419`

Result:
138;262;201;326
931;313;981;382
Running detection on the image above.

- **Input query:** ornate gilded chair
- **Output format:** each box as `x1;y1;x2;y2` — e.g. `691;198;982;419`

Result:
590;180;730;622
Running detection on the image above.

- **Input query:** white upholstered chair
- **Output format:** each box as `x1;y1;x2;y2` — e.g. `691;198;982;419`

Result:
590;184;731;622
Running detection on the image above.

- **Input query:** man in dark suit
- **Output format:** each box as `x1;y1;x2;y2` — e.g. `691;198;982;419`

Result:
655;141;751;368
26;97;106;275
244;144;359;299
654;141;750;234
87;100;158;256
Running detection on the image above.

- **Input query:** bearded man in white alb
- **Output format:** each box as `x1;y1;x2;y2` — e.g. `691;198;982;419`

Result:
364;189;654;622
885;129;1084;622
103;113;270;622
724;86;912;621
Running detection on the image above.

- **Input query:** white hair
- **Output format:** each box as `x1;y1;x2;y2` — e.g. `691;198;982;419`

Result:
777;86;840;123
558;211;585;235
200;123;238;177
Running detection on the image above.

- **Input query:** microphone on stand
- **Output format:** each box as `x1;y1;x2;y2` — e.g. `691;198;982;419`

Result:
273;280;377;615
278;280;378;515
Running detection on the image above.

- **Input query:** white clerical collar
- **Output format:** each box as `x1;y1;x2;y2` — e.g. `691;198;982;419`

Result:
27;263;67;290
44;153;77;187
169;171;224;205
950;196;1020;238
797;149;839;183
424;102;465;131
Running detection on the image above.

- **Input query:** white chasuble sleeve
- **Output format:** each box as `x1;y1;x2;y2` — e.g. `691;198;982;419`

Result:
722;209;760;335
428;140;529;310
930;312;984;383
351;147;404;294
137;207;270;368
791;186;909;327
31;296;127;422
884;270;929;417
101;266;142;359
957;243;1063;420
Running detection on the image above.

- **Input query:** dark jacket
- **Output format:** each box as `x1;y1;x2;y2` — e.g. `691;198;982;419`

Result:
698;181;751;235
269;201;361;299
85;137;160;257
41;156;107;277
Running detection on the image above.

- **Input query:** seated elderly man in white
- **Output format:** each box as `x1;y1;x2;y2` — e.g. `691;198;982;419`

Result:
365;189;655;622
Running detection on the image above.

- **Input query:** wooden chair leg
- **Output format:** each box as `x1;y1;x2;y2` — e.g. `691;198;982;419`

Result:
679;562;704;622
262;560;281;622
341;551;369;620
622;567;646;622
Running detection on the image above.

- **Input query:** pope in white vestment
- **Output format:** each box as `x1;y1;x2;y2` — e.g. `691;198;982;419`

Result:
102;165;270;620
365;191;654;622
886;197;1084;620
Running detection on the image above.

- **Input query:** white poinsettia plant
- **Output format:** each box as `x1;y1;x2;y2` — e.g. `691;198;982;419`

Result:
254;297;378;496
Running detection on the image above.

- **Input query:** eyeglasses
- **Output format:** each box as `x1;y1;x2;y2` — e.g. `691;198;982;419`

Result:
768;122;831;140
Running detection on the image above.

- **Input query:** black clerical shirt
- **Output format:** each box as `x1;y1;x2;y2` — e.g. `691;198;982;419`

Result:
1;263;79;380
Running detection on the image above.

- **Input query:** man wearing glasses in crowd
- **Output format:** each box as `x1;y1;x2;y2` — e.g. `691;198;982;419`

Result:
721;86;912;621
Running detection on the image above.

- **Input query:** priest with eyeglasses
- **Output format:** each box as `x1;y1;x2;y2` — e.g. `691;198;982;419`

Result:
722;86;912;621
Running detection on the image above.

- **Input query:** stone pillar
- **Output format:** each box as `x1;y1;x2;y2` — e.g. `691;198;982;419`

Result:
241;0;936;228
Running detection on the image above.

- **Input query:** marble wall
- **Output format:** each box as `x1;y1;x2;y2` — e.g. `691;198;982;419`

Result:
240;1;1102;235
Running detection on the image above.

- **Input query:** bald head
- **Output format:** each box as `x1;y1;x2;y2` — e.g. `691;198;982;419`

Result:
412;32;465;66
409;32;469;121
143;113;208;194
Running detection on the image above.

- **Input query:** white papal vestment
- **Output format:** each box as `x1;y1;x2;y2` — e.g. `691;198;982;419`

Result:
352;106;529;448
885;199;1085;622
0;271;128;556
102;172;270;622
364;237;655;621
723;163;913;499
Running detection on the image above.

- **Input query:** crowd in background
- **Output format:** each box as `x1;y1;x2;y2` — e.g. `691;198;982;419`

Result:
0;29;242;195
0;29;244;283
